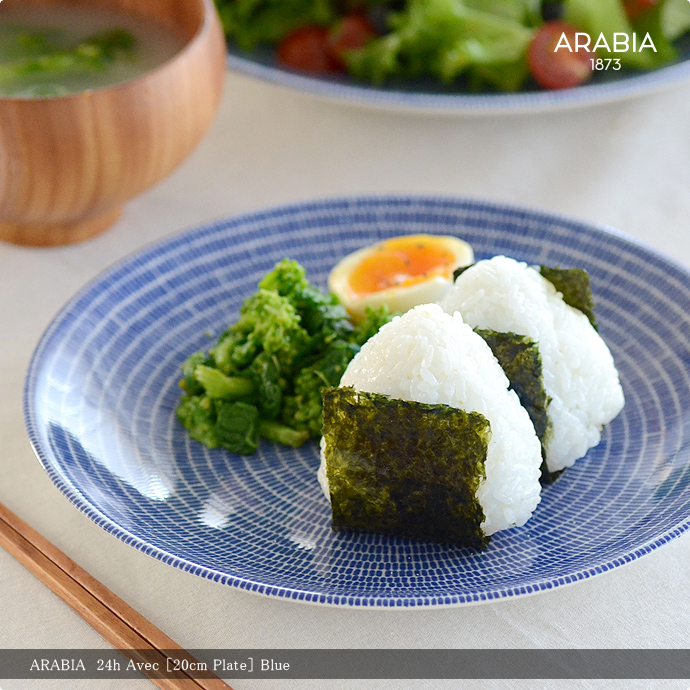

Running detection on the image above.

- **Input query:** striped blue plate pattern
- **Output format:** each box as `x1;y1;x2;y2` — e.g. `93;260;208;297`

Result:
24;196;690;607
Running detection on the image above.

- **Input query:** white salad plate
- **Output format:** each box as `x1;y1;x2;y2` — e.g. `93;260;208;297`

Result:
226;36;690;114
25;196;690;607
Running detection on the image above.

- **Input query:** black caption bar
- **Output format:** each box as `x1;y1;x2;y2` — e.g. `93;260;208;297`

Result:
0;649;689;680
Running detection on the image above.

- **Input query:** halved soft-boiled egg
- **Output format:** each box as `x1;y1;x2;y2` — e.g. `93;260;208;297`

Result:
329;234;474;320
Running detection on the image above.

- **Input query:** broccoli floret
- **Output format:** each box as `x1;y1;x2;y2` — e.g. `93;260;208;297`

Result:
258;258;310;297
282;374;322;437
293;285;354;349
283;340;360;436
259;420;310;448
212;288;310;374
249;352;283;419
235;289;310;368
177;395;220;448
260;259;354;348
194;365;255;400
352;305;395;345
180;351;213;394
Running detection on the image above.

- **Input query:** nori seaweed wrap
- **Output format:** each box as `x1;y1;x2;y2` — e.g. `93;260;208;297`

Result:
539;265;597;329
475;329;558;483
322;386;491;548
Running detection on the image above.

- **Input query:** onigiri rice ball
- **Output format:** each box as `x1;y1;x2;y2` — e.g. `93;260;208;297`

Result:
439;255;625;474
319;303;543;537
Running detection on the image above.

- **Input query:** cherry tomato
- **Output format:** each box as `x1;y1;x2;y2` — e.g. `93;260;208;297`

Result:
326;13;378;69
277;26;341;74
623;0;659;21
528;20;594;90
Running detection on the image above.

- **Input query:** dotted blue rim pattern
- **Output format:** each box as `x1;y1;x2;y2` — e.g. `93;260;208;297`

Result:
24;195;690;608
226;38;690;114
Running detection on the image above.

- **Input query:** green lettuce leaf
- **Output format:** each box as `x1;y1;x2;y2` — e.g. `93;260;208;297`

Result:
215;0;335;49
661;0;690;41
346;0;535;91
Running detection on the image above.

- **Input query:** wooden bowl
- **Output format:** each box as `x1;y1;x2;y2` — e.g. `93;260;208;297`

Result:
0;0;226;246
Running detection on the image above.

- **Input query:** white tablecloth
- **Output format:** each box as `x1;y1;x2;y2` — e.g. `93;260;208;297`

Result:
1;71;690;690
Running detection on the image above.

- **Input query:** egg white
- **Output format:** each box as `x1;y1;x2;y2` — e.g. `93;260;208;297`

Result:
329;234;474;321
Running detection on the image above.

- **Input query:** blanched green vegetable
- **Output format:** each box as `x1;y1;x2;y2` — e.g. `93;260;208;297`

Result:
177;395;220;448
194;365;255;399
216;401;261;455
177;259;394;455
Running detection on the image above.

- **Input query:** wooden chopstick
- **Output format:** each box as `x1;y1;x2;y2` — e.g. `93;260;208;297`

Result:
0;502;234;690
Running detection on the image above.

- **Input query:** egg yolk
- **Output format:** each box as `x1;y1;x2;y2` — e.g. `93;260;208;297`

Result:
346;236;457;298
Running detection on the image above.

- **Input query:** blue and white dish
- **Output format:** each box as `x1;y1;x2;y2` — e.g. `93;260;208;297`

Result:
227;37;690;114
25;196;690;607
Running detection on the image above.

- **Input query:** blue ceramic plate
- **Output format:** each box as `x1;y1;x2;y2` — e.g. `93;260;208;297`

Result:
25;196;690;607
227;34;690;114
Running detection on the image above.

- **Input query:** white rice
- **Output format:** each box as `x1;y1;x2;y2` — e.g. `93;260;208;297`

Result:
318;303;543;536
439;255;625;473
